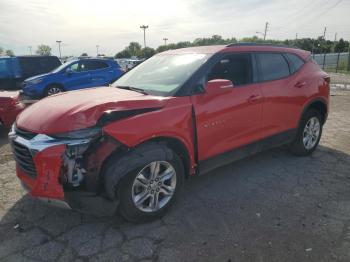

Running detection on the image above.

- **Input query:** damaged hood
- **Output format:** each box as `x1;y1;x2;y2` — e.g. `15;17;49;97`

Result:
16;87;168;134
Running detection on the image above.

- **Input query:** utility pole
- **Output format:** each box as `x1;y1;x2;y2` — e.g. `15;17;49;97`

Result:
163;38;168;45
56;40;62;59
140;25;149;48
323;26;327;39
333;33;338;52
295;33;298;40
28;46;32;55
263;22;269;40
96;45;99;56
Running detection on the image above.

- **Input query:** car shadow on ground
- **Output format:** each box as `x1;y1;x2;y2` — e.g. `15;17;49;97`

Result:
1;144;350;261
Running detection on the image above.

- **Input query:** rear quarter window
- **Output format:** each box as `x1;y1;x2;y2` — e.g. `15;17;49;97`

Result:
257;53;290;81
284;53;305;74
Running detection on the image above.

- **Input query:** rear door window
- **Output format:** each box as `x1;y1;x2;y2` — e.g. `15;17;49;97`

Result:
0;59;11;76
80;60;109;71
257;53;290;81
208;53;253;86
284;53;305;74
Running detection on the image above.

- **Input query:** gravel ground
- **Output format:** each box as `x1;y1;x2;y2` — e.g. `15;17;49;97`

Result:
0;90;350;262
329;72;350;85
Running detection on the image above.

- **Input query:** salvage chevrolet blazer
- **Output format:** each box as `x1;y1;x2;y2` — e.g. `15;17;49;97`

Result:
9;44;330;222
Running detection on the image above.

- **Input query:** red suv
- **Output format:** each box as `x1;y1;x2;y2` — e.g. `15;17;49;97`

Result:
9;44;329;222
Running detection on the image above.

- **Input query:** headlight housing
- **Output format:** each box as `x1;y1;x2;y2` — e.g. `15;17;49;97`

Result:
51;127;101;140
27;78;43;85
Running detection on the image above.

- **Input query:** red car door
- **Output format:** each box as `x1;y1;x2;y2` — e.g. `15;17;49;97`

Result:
191;53;263;162
256;53;307;138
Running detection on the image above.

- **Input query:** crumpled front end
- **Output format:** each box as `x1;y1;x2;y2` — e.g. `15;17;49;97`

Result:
8;124;120;214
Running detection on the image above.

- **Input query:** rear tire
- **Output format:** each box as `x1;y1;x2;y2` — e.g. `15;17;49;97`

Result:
103;142;185;223
290;109;323;156
44;85;64;97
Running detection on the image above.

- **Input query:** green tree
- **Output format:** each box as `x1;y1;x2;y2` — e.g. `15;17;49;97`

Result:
128;42;142;57
80;53;88;57
36;44;52;55
115;49;132;58
140;47;156;58
115;42;143;58
0;47;3;55
5;49;14;56
334;39;349;53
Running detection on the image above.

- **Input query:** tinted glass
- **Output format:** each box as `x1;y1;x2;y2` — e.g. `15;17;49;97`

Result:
285;53;304;74
113;53;210;96
80;60;109;71
18;57;61;77
208;53;252;85
258;53;290;81
0;59;11;76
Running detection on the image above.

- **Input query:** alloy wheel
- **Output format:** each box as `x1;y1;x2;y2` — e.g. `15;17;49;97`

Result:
302;117;320;150
132;161;177;213
47;87;62;95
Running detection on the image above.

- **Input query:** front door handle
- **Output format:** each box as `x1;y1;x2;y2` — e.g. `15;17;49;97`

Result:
295;81;306;88
247;94;261;102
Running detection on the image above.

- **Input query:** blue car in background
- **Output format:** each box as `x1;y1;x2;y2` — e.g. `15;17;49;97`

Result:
22;58;124;98
0;56;61;90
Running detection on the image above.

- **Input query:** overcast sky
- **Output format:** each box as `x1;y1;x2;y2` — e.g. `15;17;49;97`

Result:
0;0;349;56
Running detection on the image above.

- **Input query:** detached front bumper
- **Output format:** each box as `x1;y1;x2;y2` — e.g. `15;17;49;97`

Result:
8;126;118;215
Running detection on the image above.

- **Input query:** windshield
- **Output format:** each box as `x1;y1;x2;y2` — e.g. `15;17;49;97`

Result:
112;53;210;96
51;60;77;73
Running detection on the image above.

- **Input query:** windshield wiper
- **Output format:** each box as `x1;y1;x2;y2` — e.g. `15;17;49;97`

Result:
116;85;148;95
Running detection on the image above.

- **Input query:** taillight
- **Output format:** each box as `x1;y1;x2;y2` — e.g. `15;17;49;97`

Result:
10;96;19;106
324;76;331;85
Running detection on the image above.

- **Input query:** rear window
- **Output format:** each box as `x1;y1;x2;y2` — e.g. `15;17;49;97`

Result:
0;59;11;76
18;56;61;78
284;53;305;74
80;60;109;71
257;53;290;81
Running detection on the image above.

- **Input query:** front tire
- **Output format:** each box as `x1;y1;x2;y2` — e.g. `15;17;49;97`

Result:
104;142;185;223
44;85;64;96
290;109;323;156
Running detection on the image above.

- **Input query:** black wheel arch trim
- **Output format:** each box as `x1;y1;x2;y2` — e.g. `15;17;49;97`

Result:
299;97;328;126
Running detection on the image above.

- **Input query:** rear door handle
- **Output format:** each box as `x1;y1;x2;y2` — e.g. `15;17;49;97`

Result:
295;81;306;88
247;94;261;102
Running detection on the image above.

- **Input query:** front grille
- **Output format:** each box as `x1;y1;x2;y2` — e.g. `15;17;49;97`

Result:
11;140;37;177
15;126;37;140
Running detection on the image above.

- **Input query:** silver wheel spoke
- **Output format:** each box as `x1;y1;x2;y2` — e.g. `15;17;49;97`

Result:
137;173;149;185
149;193;159;210
159;167;175;182
134;191;150;205
160;184;175;196
150;162;160;180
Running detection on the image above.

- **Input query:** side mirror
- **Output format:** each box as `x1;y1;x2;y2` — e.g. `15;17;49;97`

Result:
205;79;234;95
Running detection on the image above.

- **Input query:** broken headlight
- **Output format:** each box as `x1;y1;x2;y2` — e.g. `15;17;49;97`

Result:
52;127;101;140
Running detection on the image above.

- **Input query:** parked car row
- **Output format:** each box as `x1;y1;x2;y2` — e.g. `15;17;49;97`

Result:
8;43;330;222
0;56;125;128
22;58;124;98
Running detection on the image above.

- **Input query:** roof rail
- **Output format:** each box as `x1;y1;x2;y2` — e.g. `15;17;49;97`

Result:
226;42;296;48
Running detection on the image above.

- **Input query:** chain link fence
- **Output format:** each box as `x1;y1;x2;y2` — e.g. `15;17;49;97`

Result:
312;52;350;73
